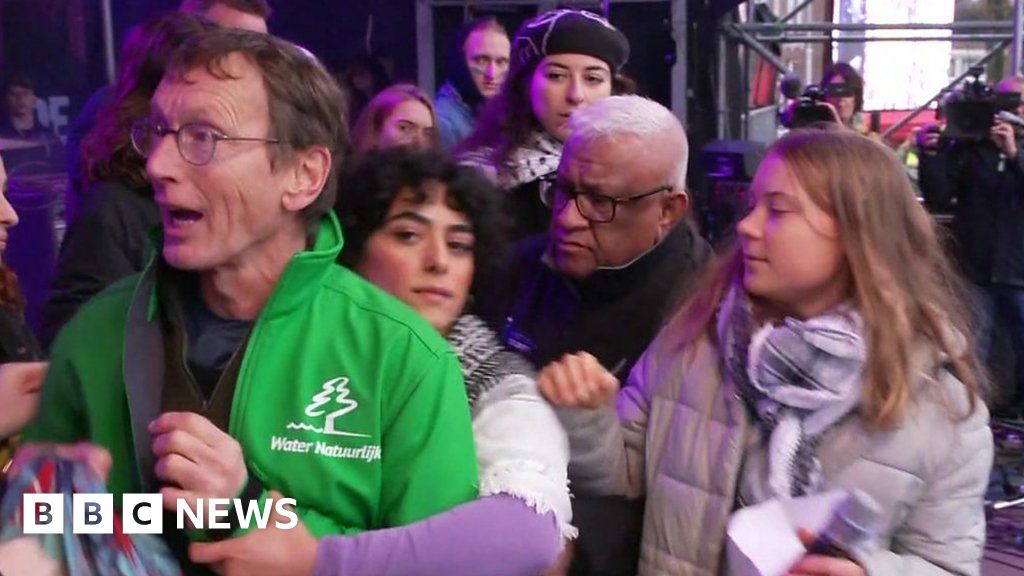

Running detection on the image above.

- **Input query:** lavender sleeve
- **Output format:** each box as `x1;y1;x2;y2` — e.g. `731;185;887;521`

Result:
313;494;561;576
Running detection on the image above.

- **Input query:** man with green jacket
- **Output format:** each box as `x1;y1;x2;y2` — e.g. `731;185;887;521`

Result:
22;28;478;573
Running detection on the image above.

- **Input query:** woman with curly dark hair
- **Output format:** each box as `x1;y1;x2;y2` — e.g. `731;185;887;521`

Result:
458;9;632;241
40;12;213;349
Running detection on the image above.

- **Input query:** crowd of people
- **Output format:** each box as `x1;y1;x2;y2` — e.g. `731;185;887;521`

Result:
0;1;1005;575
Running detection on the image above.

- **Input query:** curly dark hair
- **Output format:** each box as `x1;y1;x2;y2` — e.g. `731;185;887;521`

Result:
83;12;214;190
456;57;635;181
335;146;508;299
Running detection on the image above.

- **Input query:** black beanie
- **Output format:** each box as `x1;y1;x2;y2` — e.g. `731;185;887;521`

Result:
511;9;629;76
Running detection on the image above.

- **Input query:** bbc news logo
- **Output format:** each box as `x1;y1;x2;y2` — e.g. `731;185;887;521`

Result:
22;494;298;534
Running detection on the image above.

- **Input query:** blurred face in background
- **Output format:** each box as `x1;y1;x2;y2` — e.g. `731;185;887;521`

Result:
377;100;436;150
825;75;857;126
5;85;35;120
464;27;510;99
529;54;612;141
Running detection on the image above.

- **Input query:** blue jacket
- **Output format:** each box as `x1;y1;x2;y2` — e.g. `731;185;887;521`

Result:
436;82;475;152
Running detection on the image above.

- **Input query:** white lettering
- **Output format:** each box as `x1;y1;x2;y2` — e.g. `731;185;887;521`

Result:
273;498;298;529
271;435;313;453
177;498;203;530
233;498;273;530
207;498;231;529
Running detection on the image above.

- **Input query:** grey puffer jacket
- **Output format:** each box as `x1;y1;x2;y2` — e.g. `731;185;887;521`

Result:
562;329;992;576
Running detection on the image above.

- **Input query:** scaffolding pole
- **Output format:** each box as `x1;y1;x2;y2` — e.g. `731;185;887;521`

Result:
416;0;435;95
736;21;1012;32
100;0;115;85
881;40;1011;141
671;0;686;125
1014;0;1024;75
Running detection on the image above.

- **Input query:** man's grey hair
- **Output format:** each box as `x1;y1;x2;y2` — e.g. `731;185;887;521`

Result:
567;95;688;188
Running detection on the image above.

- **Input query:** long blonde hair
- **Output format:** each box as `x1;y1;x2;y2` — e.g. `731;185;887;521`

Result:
666;128;982;428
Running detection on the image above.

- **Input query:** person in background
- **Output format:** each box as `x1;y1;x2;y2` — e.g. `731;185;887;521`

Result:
41;13;214;351
350;84;438;157
22;28;477;574
821;62;870;134
184;147;573;576
550;127;991;576
0;75;50;141
918;75;1024;417
65;0;270;224
458;8;631;241
435;17;510;152
342;54;393;125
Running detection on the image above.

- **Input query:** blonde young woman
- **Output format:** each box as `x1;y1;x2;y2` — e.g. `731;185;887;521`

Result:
350;83;439;156
542;127;992;575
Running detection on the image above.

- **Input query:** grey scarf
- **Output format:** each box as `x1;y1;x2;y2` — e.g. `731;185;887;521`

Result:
717;283;867;497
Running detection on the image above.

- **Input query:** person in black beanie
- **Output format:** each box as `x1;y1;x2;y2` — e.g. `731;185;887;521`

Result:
435;17;510;152
458;9;632;241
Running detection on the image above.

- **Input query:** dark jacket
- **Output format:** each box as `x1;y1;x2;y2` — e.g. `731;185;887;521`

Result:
918;137;1024;287
505;177;553;243
0;303;41;363
483;221;711;378
40;180;159;349
481;221;712;576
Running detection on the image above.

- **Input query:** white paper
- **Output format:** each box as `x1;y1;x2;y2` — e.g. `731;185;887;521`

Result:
724;490;849;576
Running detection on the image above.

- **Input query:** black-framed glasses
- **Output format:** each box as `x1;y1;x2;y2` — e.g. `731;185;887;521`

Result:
130;120;280;166
541;178;673;223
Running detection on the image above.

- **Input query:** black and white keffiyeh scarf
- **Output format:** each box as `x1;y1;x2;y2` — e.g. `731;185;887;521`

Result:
502;131;563;188
716;283;867;498
446;314;536;409
460;131;563;189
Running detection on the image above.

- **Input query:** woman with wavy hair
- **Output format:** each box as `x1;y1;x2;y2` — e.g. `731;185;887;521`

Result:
350;83;439;157
40;12;213;348
544;127;992;576
458;8;632;241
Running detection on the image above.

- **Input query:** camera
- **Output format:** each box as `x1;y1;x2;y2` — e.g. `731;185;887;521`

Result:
782;82;852;129
942;66;1022;142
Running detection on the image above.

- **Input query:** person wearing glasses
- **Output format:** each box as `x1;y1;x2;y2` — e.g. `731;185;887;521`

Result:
479;95;710;576
40;12;214;350
20;29;478;574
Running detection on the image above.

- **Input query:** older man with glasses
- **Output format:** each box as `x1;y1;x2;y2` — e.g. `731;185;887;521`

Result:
480;95;710;576
21;28;478;575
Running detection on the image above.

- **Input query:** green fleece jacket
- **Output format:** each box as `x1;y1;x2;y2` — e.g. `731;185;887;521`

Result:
23;213;478;537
